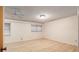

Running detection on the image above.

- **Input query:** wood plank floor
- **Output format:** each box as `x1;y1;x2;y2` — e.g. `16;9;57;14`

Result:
5;39;78;52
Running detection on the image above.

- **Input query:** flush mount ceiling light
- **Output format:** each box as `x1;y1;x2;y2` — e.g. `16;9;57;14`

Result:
40;15;46;19
36;13;49;20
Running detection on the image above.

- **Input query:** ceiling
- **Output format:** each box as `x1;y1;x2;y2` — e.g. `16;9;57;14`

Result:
4;6;77;23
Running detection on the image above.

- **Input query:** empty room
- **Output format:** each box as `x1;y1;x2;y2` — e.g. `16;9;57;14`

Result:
3;6;78;52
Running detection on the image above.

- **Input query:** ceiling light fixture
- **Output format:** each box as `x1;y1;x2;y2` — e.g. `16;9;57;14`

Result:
40;15;45;19
36;13;49;20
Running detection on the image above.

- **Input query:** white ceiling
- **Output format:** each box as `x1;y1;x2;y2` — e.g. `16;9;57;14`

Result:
4;6;77;23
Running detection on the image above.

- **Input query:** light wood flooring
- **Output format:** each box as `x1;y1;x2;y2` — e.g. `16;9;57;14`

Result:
5;39;78;52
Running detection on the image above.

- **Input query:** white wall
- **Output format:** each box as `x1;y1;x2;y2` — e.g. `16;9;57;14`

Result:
4;19;43;44
4;16;78;46
43;16;78;46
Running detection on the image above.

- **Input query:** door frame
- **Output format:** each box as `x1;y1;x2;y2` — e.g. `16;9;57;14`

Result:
0;6;3;52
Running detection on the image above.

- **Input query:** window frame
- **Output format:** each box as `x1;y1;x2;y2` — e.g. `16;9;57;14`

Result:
4;23;11;36
31;24;42;32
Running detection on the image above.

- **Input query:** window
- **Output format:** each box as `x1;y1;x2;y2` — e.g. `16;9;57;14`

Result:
37;25;42;32
31;24;42;32
4;23;10;36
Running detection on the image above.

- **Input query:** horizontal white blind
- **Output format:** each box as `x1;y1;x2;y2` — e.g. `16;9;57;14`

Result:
4;23;10;36
31;24;42;32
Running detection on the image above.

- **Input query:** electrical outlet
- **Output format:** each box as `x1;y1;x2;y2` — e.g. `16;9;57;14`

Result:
75;40;77;42
21;38;23;40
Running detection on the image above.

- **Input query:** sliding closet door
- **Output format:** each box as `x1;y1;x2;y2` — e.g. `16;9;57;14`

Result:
0;6;3;52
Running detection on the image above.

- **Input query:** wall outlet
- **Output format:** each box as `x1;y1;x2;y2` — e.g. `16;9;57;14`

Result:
75;40;78;42
21;38;23;40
